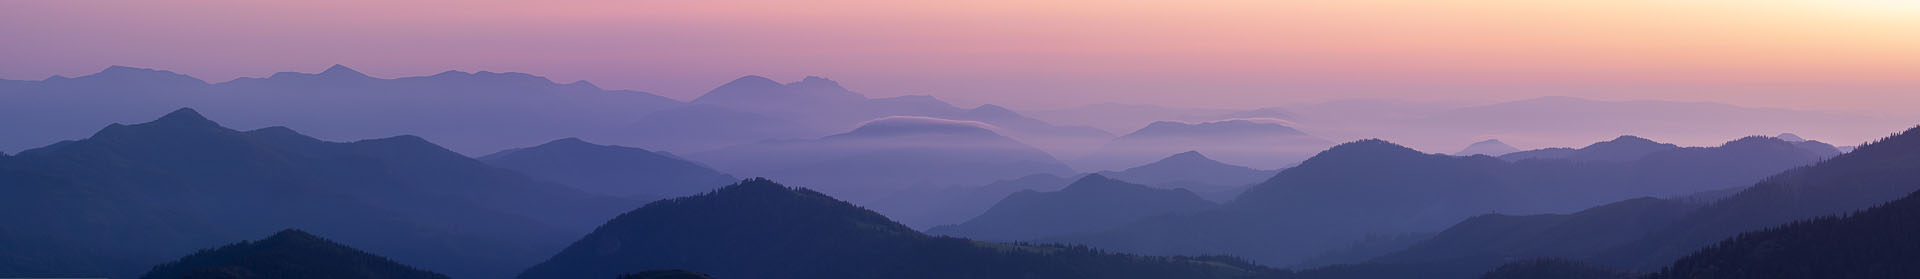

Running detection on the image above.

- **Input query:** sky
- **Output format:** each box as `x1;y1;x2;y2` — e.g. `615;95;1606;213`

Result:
2;0;1917;113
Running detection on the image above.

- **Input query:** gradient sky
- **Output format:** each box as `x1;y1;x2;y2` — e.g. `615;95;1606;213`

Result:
3;0;1917;113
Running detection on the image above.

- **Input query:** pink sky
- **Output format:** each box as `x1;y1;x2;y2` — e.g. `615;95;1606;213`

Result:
3;0;1917;112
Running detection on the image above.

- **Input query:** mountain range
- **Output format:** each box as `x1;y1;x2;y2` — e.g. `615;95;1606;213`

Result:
1047;135;1831;267
1282;125;1920;278
638;75;1113;156
1591;125;1920;269
690;116;1076;202
1096;151;1276;201
1077;119;1332;170
927;174;1218;241
517;178;1284;279
1644;175;1920;278
1275;96;1901;155
0;108;638;279
0;65;681;155
480;138;736;201
0;67;1112;161
1499;136;1681;162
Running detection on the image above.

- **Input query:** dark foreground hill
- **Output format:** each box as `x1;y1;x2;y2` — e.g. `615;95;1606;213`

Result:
518;178;1282;279
1644;183;1920;278
141;229;448;279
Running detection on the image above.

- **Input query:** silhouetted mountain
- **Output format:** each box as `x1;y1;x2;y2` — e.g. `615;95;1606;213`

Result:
1304;126;1920;278
1337;198;1696;278
927;174;1217;241
692;116;1075;203
1453;139;1520;156
1392;96;1901;156
0;65;683;155
691;76;868;116
865;173;1074;229
1055;135;1828;267
517;178;1283;279
1097;151;1277;201
1500;136;1678;162
1593;125;1920;269
1480;258;1633;279
1645;186;1920;278
481;138;736;201
1789;139;1844;158
141;229;447;279
1729;133;1842;159
676;75;1110;156
0;108;636;279
1079;119;1331;170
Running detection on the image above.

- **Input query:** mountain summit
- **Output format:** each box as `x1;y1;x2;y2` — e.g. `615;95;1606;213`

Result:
1096;151;1277;200
480;138;736;200
1501;135;1680;162
1079;119;1332;170
928;174;1217;241
316;64;372;79
1453;139;1521;156
518;178;1272;279
141;229;448;279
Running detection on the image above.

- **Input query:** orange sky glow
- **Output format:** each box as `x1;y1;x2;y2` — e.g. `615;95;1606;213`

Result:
2;0;1916;113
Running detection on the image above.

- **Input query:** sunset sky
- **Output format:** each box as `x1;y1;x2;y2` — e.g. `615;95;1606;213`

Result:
3;0;1916;113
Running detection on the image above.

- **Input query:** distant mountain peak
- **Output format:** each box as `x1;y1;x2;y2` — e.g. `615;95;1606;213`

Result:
431;70;469;77
1335;138;1414;151
101;65;148;74
1071;173;1119;184
1455;139;1521;156
566;80;601;89
1058;173;1166;193
718;75;782;90
1316;139;1424;158
75;65;208;84
1775;133;1807;142
790;76;842;88
1578;135;1677;151
1164;150;1211;161
1726;135;1791;146
1607;135;1656;144
842;116;1002;138
972;104;1016;114
263;228;323;243
152;107;218;127
540;137;595;147
318;64;372;79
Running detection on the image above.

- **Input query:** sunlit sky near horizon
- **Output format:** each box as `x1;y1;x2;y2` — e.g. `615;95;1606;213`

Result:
3;0;1917;113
